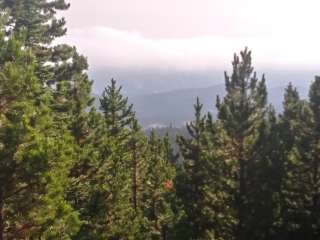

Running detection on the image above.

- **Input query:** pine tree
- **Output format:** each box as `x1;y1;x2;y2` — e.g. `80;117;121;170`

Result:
69;109;107;240
216;48;269;240
277;83;314;239
144;130;177;240
248;106;283;239
177;98;235;239
128;119;146;211
57;52;95;207
73;79;137;239
1;0;69;64
279;80;320;240
1;0;95;125
126;117;151;239
308;76;320;239
176;98;210;238
2;4;99;238
2;0;69;46
100;78;134;136
0;34;80;239
0;0;73;84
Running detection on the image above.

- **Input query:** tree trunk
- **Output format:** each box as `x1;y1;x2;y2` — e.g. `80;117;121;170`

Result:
0;195;4;240
238;159;245;240
238;140;246;240
132;146;138;210
312;155;320;238
162;225;167;240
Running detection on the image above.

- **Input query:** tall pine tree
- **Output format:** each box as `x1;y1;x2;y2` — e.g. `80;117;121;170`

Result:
216;48;269;240
0;34;80;240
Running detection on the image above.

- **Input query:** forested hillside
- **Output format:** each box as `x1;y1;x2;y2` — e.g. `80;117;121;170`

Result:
111;84;308;127
1;1;320;240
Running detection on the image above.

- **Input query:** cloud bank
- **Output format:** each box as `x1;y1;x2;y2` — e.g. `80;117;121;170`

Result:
61;26;320;73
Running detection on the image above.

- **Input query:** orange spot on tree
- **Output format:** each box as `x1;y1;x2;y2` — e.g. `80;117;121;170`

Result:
163;180;173;191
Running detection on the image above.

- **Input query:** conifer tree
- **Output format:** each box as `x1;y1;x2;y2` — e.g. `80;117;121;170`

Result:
278;83;312;239
125;117;152;239
216;48;269;240
69;109;108;240
2;0;69;46
1;0;94;123
0;34;80;240
279;80;320;239
1;4;98;237
74;79;137;239
307;76;320;239
0;0;73;85
128;119;147;211
177;98;235;239
144;130;177;240
248;106;283;239
100;78;134;136
176;98;210;238
1;0;69;64
56;51;94;178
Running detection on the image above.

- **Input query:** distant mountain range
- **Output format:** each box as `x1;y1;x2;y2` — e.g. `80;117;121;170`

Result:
94;84;309;128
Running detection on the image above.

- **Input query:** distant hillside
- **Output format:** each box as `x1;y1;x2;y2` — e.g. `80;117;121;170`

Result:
130;84;225;127
94;84;309;128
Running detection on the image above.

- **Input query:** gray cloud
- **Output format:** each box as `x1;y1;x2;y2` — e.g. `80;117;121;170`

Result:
65;0;309;39
59;0;320;94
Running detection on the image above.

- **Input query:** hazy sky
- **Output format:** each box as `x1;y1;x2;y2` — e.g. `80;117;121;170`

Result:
60;0;320;73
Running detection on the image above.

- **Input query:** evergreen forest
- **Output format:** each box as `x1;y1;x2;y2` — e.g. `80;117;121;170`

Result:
0;1;320;239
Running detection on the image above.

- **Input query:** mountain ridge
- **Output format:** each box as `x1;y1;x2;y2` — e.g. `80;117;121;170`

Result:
95;84;309;128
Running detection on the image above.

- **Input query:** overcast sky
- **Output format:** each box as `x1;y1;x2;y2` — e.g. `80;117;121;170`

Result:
57;0;320;94
60;0;320;72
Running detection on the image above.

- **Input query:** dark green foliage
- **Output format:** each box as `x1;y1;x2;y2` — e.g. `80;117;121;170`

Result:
100;78;134;136
2;0;69;46
177;98;235;240
277;80;320;240
1;0;74;85
216;48;271;240
72;79;135;239
177;98;212;238
307;77;320;239
0;35;80;240
144;130;177;239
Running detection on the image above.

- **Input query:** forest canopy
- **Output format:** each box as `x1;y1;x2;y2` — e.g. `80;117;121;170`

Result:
0;1;319;240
